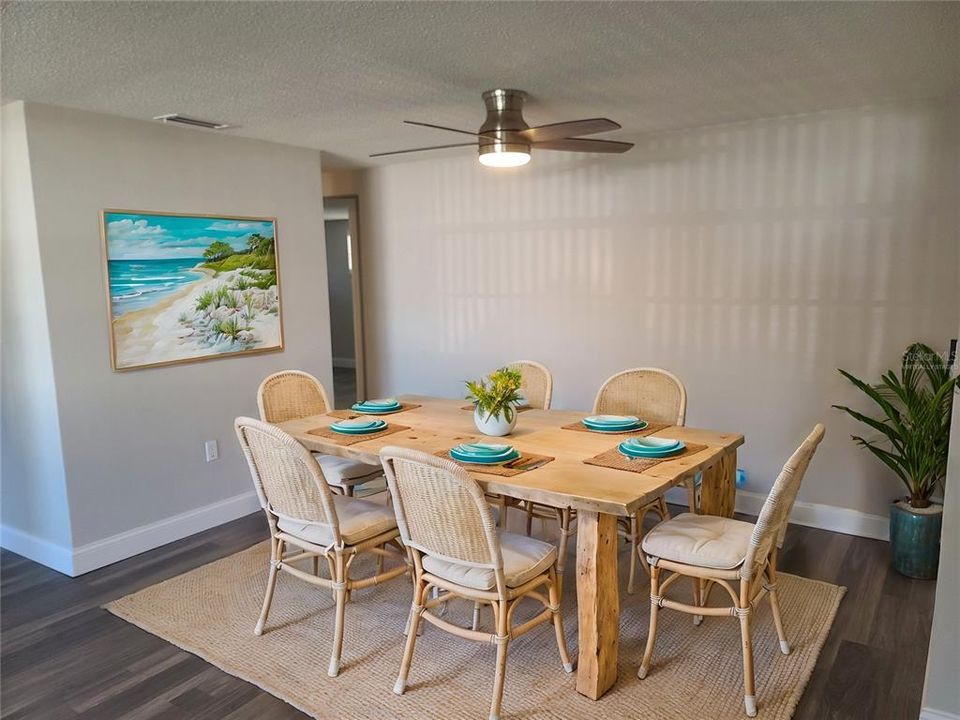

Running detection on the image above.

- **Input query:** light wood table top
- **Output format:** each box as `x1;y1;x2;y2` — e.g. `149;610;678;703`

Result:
280;395;743;517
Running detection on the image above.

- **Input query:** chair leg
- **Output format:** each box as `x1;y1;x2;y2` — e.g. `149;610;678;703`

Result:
766;565;790;655
328;555;348;677
548;567;573;672
626;513;639;594
343;485;354;497
395;579;427;694
254;537;282;635
489;600;510;720
555;508;572;589
738;602;757;717
637;565;661;679
657;495;670;521
472;601;482;631
684;476;698;513
693;577;705;626
312;555;320;577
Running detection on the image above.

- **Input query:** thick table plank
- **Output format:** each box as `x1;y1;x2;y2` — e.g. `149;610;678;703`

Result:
280;395;744;701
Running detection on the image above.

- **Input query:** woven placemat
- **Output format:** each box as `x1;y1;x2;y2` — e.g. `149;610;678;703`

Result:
561;420;670;436
306;423;410;446
435;450;555;477
460;404;533;413
327;403;421;420
584;442;707;474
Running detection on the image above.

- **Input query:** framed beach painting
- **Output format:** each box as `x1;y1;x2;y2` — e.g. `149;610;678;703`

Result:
101;210;283;371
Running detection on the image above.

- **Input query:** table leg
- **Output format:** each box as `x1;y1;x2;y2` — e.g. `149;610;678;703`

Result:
575;511;619;699
700;448;737;517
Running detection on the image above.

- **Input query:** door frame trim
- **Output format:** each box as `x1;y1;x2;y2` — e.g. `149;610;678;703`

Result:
323;194;366;402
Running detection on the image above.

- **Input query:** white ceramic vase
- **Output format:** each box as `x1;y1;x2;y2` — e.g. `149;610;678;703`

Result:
473;407;517;437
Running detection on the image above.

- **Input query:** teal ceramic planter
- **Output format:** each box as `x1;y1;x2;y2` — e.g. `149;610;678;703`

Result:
889;501;942;579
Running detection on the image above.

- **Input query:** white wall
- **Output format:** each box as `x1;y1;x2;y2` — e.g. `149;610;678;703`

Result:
1;102;74;570
1;102;332;573
359;100;960;522
922;336;960;720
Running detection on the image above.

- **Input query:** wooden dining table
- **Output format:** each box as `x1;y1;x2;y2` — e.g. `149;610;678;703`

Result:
279;395;744;700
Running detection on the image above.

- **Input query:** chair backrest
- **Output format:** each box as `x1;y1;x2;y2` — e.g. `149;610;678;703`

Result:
257;370;332;423
593;367;687;425
508;360;553;410
742;424;825;578
380;447;502;571
234;416;341;544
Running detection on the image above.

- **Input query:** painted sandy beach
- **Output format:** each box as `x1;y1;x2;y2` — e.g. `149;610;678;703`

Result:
104;212;281;370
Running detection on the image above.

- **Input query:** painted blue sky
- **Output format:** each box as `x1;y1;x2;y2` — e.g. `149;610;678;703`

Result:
105;212;275;260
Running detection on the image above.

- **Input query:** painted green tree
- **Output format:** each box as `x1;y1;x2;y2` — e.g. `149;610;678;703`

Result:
203;240;235;262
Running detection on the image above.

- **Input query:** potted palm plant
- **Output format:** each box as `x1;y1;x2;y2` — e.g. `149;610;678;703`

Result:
466;367;523;437
834;342;956;579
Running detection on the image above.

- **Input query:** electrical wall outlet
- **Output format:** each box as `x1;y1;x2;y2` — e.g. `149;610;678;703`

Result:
205;440;219;462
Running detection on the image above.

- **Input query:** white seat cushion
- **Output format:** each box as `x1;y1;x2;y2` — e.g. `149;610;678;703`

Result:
278;495;397;546
422;532;557;590
313;453;383;489
641;512;755;570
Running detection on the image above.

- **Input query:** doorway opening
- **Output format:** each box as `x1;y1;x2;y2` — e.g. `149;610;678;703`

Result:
323;195;365;408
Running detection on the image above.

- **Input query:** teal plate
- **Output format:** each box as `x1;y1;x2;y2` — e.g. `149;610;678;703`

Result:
450;448;520;465
330;421;387;435
618;441;685;458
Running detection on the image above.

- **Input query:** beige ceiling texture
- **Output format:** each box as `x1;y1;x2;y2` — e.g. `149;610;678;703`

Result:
2;2;959;167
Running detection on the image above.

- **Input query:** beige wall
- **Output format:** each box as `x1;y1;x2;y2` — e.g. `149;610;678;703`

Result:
1;102;73;557
2;103;332;571
359;100;960;519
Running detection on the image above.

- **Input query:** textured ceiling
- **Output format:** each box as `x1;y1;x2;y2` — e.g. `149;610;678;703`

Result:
3;2;959;167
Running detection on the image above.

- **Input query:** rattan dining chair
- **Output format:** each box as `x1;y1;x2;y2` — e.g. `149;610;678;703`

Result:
595;367;690;594
507;360;553;410
257;370;385;496
234;417;409;677
636;424;825;717
494;361;552;531
381;447;572;720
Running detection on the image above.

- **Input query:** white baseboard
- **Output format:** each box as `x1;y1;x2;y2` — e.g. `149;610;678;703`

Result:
2;491;261;577
0;525;74;575
332;357;356;369
920;708;960;720
71;491;261;576
663;487;889;540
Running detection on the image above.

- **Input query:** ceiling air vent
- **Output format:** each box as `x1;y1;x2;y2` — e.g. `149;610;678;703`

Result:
153;113;230;130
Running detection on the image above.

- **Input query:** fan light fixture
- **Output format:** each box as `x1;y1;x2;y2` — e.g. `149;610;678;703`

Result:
478;144;531;168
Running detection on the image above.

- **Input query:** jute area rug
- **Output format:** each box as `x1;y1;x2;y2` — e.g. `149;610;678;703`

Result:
107;540;844;719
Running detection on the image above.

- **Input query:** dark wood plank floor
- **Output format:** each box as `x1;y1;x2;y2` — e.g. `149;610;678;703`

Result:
0;508;936;719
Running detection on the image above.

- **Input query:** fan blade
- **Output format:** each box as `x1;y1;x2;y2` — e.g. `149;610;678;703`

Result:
403;120;500;140
534;138;634;154
369;142;477;158
519;118;621;143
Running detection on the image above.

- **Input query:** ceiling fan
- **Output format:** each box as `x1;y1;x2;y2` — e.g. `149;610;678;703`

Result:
370;88;634;167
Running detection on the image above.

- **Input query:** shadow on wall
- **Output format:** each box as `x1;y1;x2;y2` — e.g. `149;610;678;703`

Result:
360;101;959;517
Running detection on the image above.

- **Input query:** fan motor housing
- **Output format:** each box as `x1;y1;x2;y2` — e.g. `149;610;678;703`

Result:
478;89;530;154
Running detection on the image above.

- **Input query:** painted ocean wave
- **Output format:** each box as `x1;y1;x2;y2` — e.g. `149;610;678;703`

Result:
109;257;205;316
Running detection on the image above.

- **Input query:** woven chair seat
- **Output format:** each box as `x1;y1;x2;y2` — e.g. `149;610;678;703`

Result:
422;533;557;590
314;453;383;488
642;513;755;570
643;513;753;570
278;496;397;546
